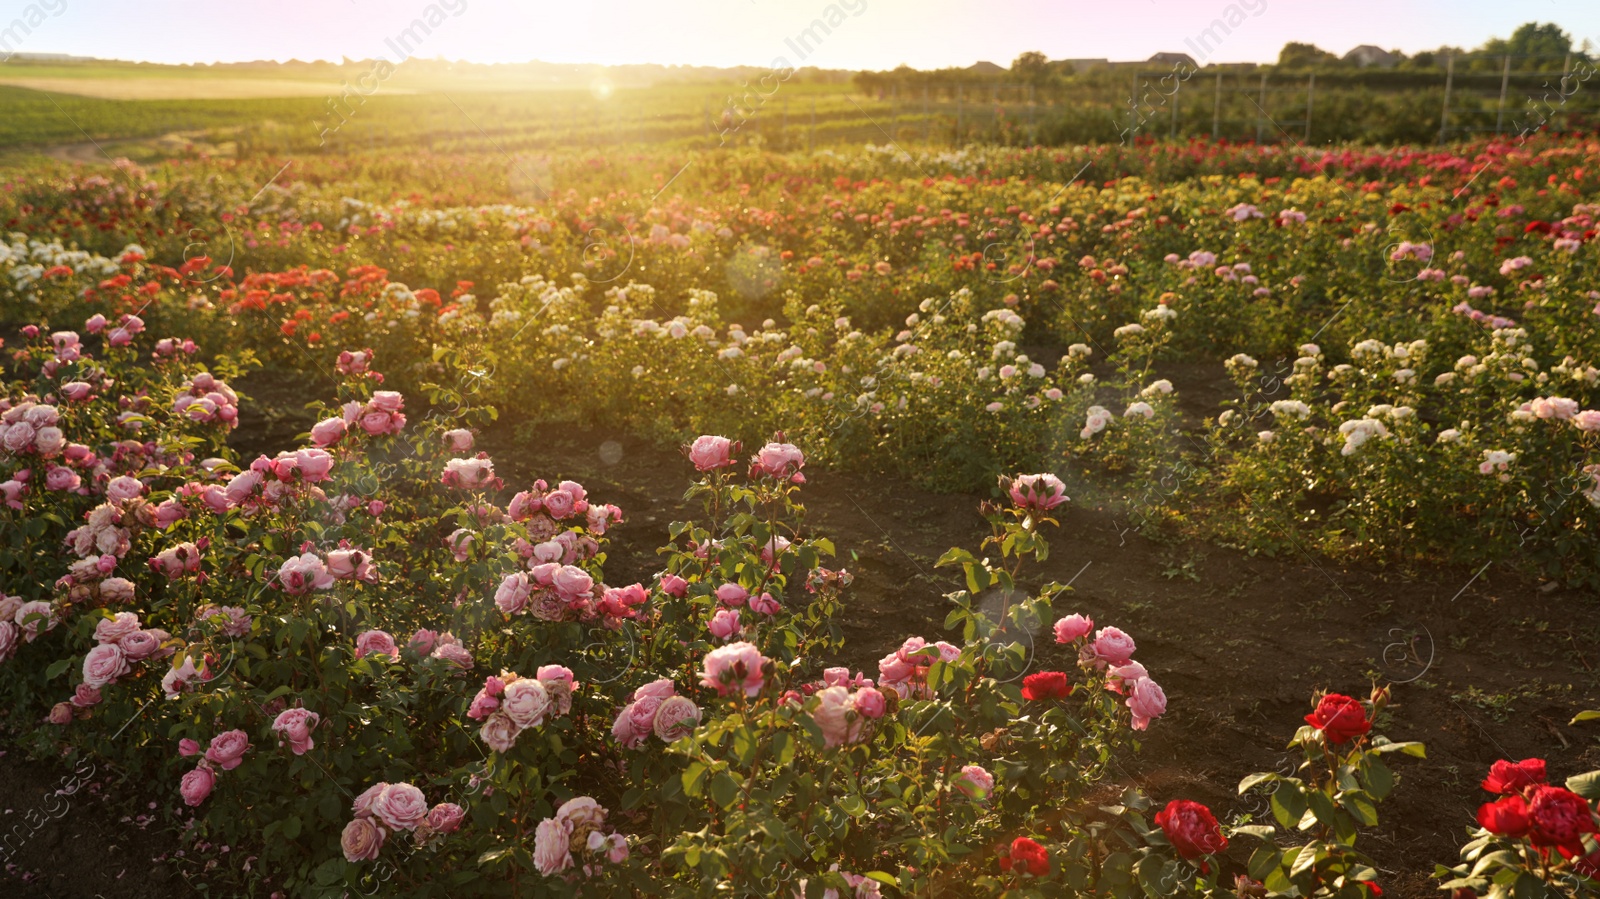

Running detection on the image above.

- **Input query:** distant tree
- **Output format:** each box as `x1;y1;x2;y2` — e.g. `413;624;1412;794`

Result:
1011;51;1052;84
1276;42;1339;69
1478;22;1580;62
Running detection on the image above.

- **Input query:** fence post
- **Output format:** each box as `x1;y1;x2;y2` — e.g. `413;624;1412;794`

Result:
956;84;963;144
1438;54;1455;144
1305;73;1315;142
1170;75;1180;138
1212;70;1221;140
923;84;930;144
1255;72;1267;143
1494;54;1511;135
1029;83;1036;143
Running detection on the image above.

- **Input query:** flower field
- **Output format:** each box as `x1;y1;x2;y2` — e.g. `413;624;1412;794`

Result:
1;133;1598;897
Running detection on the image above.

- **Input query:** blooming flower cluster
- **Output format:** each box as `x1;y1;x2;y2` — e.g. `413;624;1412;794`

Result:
467;666;577;753
610;677;702;748
341;782;464;861
532;797;628;877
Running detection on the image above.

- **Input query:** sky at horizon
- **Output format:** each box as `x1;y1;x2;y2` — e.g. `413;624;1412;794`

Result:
4;0;1600;71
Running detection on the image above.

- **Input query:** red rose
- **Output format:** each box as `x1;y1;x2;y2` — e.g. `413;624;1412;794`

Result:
1021;671;1071;701
1476;795;1531;837
1526;786;1598;852
1000;837;1049;876
1154;799;1228;859
1304;693;1371;745
1481;758;1546;795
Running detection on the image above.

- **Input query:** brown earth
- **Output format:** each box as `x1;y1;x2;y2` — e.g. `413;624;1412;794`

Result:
3;370;1597;898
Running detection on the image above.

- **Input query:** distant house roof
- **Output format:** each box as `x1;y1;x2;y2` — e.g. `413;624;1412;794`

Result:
1344;45;1397;68
1147;52;1198;69
967;60;1006;74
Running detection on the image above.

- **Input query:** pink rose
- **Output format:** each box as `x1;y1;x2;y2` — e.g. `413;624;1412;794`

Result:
750;441;806;482
812;686;867;748
353;781;388;818
853;686;887;719
748;592;780;615
71;683;102;708
94;611;142;644
82;643;131;688
1007;473;1068;513
118;629;164;661
277;552;332;594
700;641;768;698
652;695;701;742
1089;626;1137;667
611;703;645;748
47;702;73;725
426;802;465;834
341;816;386;862
1053;614;1094;643
495;572;532;615
327;547;376;583
954;764;994;801
295;448;334;482
45;465;81;492
105;475;145;503
480;711;521;753
627;696;663;738
180;764;216;806
1107;661;1148;695
354;630;399;661
551;565;593;600
152;498;187;529
443;429;474;453
715;583;749;607
369;391;404;413
310;417;347;447
409;628;437;655
634;678;678;701
100;577;135;604
178;738;201;757
431;640;474;671
1126;677;1168;731
533;817;572;875
204;729;250;770
272;708;320;755
501;678;552;728
542;488;575;520
1574;409;1600;431
708;608;742;641
373;782;428;831
687;435;735;471
660;573;688;597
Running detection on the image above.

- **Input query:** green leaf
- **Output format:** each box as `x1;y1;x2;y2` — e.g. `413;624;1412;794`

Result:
282;815;302;839
1367;740;1426;758
1363;755;1388;796
1340;790;1379;827
864;872;897;887
1230;825;1277;840
44;658;71;680
1271;782;1307;830
1565;770;1600;800
681;761;708;797
709;772;739;809
1239;772;1280;794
